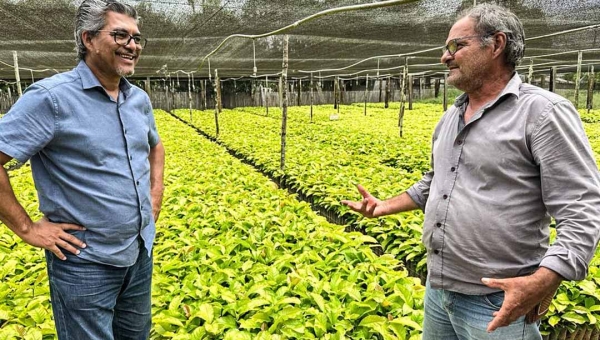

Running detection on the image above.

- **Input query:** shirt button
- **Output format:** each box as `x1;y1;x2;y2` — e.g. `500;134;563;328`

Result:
443;194;448;199
450;167;456;172
136;181;140;186
434;250;440;255
124;129;127;134
129;155;133;160
436;222;442;227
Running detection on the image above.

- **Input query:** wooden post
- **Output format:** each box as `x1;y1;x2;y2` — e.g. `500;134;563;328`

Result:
215;69;222;113
434;78;440;98
170;77;175;110
297;79;302;106
549;67;556;93
187;73;193;122
408;74;413;110
527;60;534;84
251;79;256;107
443;73;448;112
310;73;314;122
540;74;545;89
165;78;170;112
280;35;289;171
384;76;391;108
278;76;283;109
201;79;207;110
399;65;407;137
145;76;151;95
334;76;339;109
419;77;424;100
233;79;237;108
587;66;595;113
574;51;583;109
213;69;220;137
364;74;369;116
340;79;345;105
12;51;22;97
378;76;383;103
265;75;269;116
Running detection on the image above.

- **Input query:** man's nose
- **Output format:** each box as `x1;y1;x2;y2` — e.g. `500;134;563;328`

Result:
441;49;452;64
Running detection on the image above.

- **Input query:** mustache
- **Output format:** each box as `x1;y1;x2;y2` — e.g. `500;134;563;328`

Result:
116;47;140;57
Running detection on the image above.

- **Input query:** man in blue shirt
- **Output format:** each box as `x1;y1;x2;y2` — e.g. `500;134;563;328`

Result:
0;0;164;339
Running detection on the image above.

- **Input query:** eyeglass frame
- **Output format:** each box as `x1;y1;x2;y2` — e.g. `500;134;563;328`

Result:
96;29;147;49
442;33;494;56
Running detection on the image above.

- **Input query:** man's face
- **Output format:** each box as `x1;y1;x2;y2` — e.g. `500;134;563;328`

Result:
86;11;143;79
441;17;492;93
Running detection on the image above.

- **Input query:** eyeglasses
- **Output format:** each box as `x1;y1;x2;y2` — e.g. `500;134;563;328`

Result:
442;35;485;56
97;30;147;49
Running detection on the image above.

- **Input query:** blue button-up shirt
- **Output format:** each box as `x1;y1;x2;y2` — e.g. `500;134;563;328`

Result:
0;61;159;267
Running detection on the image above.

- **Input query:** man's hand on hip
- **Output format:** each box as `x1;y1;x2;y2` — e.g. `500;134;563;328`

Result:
19;217;87;260
481;267;562;333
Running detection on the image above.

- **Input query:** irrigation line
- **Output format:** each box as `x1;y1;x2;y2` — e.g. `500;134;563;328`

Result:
197;0;420;71
526;24;600;42
0;59;60;74
299;25;600;75
524;48;600;61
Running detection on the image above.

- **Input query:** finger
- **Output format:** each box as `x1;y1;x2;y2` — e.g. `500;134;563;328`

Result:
59;223;86;231
57;240;82;256
360;198;369;213
60;233;87;249
481;277;505;290
356;184;373;199
341;200;362;211
366;200;377;216
486;307;513;332
49;245;67;261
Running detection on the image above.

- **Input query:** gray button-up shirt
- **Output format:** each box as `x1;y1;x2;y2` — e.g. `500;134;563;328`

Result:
407;73;600;294
0;61;159;267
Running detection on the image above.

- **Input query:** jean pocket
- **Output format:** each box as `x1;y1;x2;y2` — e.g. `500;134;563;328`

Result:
483;291;505;310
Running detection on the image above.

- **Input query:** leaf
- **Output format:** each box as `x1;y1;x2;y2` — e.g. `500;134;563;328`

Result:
359;315;387;327
197;303;215;323
561;312;588;324
390;316;422;331
310;293;326;312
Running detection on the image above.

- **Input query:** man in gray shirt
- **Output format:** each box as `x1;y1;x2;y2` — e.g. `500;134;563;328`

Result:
0;0;164;339
342;4;600;339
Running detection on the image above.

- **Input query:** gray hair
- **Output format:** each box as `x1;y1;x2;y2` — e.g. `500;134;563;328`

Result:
74;0;139;61
459;3;525;70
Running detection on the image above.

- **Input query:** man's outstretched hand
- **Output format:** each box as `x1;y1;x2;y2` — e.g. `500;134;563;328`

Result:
341;184;387;218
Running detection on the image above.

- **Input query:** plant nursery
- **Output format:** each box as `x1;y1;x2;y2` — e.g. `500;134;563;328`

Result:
0;0;600;339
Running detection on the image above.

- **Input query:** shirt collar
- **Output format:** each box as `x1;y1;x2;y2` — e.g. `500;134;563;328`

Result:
453;72;522;108
76;60;133;97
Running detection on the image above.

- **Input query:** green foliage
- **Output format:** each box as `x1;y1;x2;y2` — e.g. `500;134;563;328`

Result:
173;103;600;335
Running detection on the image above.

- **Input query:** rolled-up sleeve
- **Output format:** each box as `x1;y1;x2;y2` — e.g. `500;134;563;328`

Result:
533;100;600;280
407;169;432;211
0;85;56;163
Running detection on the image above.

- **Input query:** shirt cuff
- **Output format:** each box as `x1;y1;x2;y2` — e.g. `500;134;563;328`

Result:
0;141;29;164
406;184;426;211
539;246;589;281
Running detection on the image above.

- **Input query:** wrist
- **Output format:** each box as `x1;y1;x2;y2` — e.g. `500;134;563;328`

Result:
534;267;563;289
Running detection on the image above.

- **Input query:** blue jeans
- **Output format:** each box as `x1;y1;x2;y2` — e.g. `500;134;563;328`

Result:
422;280;542;340
45;246;152;340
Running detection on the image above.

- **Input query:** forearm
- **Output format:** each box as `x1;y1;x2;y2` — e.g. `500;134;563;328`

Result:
378;192;419;217
149;141;165;218
0;166;33;237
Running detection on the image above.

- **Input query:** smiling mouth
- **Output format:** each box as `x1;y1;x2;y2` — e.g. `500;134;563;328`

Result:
117;53;136;61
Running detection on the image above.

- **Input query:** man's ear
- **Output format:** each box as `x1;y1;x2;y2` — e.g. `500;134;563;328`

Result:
82;31;95;51
492;32;507;59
